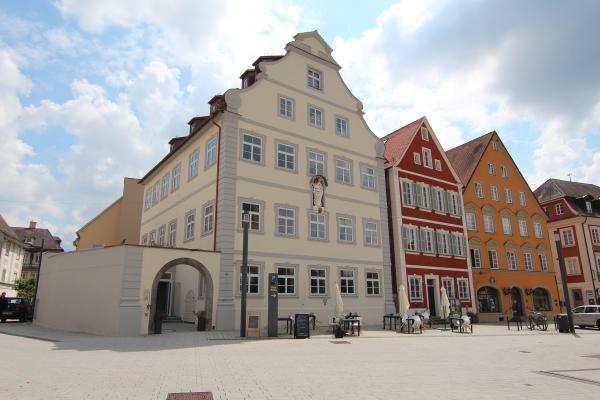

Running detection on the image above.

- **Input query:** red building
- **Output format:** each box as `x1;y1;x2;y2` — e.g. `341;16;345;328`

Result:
534;179;600;306
384;117;474;316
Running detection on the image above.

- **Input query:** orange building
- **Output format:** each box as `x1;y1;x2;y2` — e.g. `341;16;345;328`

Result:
447;132;560;322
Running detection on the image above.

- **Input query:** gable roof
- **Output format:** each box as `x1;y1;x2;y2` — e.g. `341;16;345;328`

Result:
12;226;63;251
0;214;19;242
446;131;495;185
534;178;600;203
383;117;426;168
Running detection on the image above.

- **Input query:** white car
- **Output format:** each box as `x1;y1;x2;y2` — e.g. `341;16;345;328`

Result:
572;305;600;329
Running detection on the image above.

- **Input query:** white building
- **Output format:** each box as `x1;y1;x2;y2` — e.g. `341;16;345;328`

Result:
138;31;393;330
0;214;25;296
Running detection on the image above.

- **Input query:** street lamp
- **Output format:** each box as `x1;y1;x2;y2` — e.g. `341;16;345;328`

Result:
240;211;250;337
554;231;574;333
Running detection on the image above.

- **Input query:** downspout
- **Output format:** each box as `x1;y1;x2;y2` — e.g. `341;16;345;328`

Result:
581;216;598;304
210;116;222;252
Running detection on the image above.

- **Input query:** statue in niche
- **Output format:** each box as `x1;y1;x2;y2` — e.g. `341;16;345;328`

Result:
311;175;328;212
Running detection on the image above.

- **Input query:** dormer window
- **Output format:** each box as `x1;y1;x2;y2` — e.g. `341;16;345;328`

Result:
586;201;593;213
421;127;429;141
492;141;498;151
308;68;321;90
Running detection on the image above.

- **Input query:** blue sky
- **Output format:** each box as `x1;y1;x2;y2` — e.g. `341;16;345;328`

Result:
1;0;599;249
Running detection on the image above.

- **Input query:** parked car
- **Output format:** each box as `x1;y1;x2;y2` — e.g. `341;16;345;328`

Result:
572;305;600;329
0;297;32;322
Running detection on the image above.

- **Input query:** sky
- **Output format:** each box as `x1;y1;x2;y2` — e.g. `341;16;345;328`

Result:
1;0;599;250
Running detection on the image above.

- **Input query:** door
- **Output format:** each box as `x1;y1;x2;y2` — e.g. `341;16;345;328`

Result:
572;289;584;307
157;281;171;315
510;287;523;317
427;279;437;317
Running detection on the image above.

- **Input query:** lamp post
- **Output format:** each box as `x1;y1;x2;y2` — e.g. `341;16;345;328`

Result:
554;231;574;333
240;211;250;337
31;239;44;320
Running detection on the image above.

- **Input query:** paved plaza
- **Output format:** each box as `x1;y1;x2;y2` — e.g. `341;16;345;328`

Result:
1;322;599;399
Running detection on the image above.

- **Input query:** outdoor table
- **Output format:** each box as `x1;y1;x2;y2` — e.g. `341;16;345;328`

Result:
278;317;293;334
343;318;361;336
383;314;400;330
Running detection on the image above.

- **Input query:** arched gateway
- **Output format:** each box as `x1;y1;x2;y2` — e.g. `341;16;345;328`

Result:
148;257;214;333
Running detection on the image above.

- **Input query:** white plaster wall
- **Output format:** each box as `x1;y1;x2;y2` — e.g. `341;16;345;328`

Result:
0;239;24;288
174;265;200;322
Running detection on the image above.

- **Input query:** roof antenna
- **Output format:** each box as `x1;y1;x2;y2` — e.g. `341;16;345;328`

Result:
567;173;572;182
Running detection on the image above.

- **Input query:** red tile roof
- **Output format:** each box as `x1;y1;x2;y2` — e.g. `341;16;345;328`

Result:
446;132;495;185
383;117;426;168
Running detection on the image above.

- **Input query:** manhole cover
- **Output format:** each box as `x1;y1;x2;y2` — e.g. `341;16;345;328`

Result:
166;393;213;400
330;340;351;344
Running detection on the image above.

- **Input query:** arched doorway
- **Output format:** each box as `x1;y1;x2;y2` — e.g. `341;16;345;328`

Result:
510;287;524;317
148;257;214;334
477;286;501;313
532;287;551;311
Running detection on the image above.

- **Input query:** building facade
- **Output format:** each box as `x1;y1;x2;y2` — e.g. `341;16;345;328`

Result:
0;214;25;295
534;179;600;306
385;117;474;316
447;132;560;322
137;31;393;330
13;221;63;279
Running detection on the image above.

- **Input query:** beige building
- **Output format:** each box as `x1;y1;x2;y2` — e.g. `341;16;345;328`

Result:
13;221;63;279
138;31;393;330
0;214;25;296
74;177;144;250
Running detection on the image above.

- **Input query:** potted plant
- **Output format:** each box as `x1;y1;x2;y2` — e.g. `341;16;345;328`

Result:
334;316;345;338
193;310;206;331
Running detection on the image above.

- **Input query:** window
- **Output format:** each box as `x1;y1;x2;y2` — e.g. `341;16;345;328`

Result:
488;250;499;269
501;165;508;178
470;248;482;268
421;127;429;141
189;150;199;179
409;276;423;300
416;183;431;209
420;228;435;254
152;182;160;206
539;254;549;272
492;141;498;151
278;96;294;119
458;279;470;300
502;216;512;235
561;228;574;246
484;215;495;233
532;288;551;311
308;151;325;176
437;231;451;255
361;165;375;189
335;158;351;184
586;201;593;214
364;220;379;246
338;216;354;243
434;159;442;171
442;278;454;299
453;233;466;257
239;265;260;294
402;226;419;252
491;185;499;201
277;266;295;295
142;234;148;245
402;180;415;206
144;190;152;210
336;116;348;137
565;257;580;275
149;230;156;245
276;207;295;236
590;227;600;244
206;137;217;167
518;219;528;236
339;269;355;294
366;272;381;295
241;202;261;231
478;287;500;313
475;182;484;198
505;188;513;204
161;174;169;199
310;268;327;295
185;210;195;241
555;203;563;215
519;191;527;207
307;68;321;90
167;220;177;246
276;142;296;171
447;191;461;215
157;225;166;246
534;222;544;238
466;213;477;231
172;163;181;192
432;187;446;213
488;163;496;175
413;152;421;165
242;133;262;163
309;213;326;240
203;203;214;234
507;251;517;270
308;106;323;128
422;148;432;168
524;252;533;271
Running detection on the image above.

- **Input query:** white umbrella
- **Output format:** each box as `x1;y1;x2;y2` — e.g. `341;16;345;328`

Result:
334;283;344;318
398;284;410;317
440;286;451;330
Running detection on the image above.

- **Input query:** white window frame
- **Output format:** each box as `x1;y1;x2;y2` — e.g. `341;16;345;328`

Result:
337;215;355;244
401;179;415;207
309;267;327;296
309;212;327;241
466;212;477;231
206;137;217;167
524;252;533;271
335;158;352;184
519;191;527;207
152;182;160;206
422;147;432;168
203;203;214;234
501;165;508;178
505;187;513;204
488;163;496;175
403;225;419;252
189;149;200;179
491;185;499;201
276;207;296;237
276;265;296;295
437;230;451;256
335;116;348;137
241;202;261;232
157;225;166;246
475;182;484;198
421;228;436;254
365;271;381;296
241;133;263;163
507;250;517;270
540;254;549;272
276;142;296;172
492;141;498;151
502;216;513;235
364;220;379;246
448;191;461;216
161;173;169;200
409;276;423;301
144;190;152;210
308;150;325;176
434;159;442;171
421;127;429;141
471;248;482;268
167;220;177;246
442;278;454;299
171;163;181;192
555;203;564;215
484;215;495;233
413;152;421;165
308;105;323;128
489;249;499;269
561;228;575;247
458;278;470;300
149;230;156;246
565;257;580;275
518;219;528;237
534;222;544;238
590;227;600;245
239;265;261;295
184;210;196;242
278;96;294;119
360;164;376;189
307;68;321;90
339;269;356;295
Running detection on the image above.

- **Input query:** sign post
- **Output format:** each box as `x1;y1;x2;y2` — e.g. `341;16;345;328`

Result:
240;211;250;337
268;273;278;337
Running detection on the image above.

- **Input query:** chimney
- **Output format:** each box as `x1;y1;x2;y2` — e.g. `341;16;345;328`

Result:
29;221;37;229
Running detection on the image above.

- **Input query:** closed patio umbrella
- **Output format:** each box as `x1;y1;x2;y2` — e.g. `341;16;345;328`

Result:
398;284;410;317
440;286;451;330
334;283;344;318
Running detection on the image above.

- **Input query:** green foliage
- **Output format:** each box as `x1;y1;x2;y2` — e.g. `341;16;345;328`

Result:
13;277;36;299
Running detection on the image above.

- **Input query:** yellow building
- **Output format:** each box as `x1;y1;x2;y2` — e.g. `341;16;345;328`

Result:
447;132;560;322
74;178;144;249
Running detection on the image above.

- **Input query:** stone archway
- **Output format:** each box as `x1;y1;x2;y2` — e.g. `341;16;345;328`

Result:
148;257;214;333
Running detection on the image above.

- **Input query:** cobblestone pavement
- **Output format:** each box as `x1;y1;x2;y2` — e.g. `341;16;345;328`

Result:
1;322;599;399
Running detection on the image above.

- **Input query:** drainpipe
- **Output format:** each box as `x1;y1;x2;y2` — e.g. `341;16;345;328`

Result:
210;116;222;252
581;216;598;304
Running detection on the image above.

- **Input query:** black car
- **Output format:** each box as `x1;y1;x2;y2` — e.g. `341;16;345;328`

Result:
1;297;32;322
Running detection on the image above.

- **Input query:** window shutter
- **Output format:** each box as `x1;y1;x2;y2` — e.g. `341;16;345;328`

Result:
439;189;446;213
446;190;453;214
455;194;463;216
401;226;408;250
419;228;426;252
430;231;437;254
402;181;409;205
415;183;423;208
450;234;458;255
436;231;442;255
426;186;433;210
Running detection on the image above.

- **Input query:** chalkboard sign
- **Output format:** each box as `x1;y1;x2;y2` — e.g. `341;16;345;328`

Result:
294;313;310;339
246;312;260;337
248;315;259;328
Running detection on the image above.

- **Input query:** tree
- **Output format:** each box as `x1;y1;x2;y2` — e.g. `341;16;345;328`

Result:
13;277;36;299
